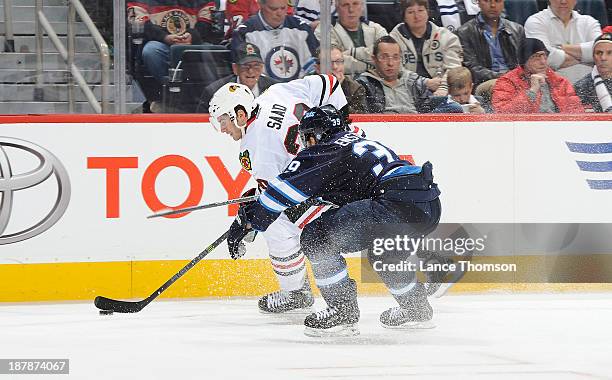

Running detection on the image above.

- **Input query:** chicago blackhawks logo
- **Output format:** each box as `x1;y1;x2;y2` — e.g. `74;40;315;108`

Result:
245;43;257;56
239;150;252;171
266;46;300;81
161;10;190;35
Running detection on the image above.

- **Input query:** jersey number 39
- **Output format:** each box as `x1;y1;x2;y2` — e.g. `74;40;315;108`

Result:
352;140;396;176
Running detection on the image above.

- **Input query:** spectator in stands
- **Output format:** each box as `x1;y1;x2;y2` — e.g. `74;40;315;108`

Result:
231;0;319;82
356;36;435;113
135;1;218;89
492;38;584;113
428;67;487;113
525;0;602;83
293;0;337;30
221;0;260;43
457;0;525;104
574;32;612;112
315;46;367;113
428;0;480;32
221;0;301;42
314;0;388;77
390;0;462;96
196;43;277;112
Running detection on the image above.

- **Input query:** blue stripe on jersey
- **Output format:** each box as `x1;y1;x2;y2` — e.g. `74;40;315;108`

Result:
259;192;288;213
439;9;459;15
303;57;317;74
382;165;422;180
268;178;309;205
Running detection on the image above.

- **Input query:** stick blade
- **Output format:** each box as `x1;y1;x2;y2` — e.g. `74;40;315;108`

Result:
94;295;144;313
147;208;173;219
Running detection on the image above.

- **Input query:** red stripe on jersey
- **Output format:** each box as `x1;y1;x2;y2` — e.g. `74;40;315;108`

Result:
256;179;268;191
298;205;325;229
272;255;305;270
244;111;258;132
327;74;335;97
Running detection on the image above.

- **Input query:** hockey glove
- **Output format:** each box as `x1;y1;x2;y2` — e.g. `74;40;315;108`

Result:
238;188;259;244
227;206;254;260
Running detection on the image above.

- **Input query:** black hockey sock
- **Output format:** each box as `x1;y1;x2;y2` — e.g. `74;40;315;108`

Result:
319;278;358;309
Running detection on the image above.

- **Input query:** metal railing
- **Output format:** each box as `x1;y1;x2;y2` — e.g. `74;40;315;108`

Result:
318;0;331;74
35;0;110;113
2;0;15;52
113;0;127;114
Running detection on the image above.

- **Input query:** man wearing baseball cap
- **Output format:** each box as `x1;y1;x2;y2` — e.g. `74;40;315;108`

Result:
197;43;277;112
574;31;612;112
492;38;583;113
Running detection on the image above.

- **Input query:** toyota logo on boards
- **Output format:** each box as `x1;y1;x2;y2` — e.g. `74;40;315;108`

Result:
0;137;71;245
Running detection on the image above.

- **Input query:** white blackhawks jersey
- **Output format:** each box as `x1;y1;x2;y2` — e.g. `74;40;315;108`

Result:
238;74;348;184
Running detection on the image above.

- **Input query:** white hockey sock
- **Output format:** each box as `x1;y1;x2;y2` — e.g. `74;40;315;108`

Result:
269;251;308;292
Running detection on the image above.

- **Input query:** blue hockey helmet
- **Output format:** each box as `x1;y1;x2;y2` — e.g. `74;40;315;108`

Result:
298;105;348;147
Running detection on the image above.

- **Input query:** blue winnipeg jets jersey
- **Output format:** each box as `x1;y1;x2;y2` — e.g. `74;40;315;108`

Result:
248;131;416;232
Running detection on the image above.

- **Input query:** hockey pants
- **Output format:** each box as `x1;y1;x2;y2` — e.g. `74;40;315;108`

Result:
300;197;441;308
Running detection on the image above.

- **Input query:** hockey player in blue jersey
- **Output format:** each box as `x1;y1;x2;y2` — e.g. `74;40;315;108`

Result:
227;104;442;336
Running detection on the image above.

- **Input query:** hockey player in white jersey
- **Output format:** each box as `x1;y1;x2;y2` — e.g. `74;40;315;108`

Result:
209;74;350;313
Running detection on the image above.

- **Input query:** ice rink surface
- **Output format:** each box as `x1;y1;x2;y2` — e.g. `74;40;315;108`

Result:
1;292;612;380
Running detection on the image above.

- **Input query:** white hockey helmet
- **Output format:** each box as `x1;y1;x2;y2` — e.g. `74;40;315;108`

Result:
208;83;255;132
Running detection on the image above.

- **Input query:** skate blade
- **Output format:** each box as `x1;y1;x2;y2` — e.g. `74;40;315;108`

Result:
259;306;314;315
381;320;436;330
304;323;360;337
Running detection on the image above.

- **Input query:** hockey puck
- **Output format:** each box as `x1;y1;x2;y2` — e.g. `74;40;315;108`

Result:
99;310;114;315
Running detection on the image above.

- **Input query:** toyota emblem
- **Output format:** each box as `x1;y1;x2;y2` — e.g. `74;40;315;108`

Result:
0;137;71;245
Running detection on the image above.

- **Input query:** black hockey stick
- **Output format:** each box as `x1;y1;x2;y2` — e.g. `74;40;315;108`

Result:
147;195;259;219
94;230;229;313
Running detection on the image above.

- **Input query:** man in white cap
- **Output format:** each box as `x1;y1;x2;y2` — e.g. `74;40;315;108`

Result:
574;30;612;112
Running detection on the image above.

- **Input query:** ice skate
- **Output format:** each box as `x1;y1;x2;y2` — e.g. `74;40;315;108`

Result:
258;281;314;314
379;305;435;329
304;302;360;337
382;282;435;329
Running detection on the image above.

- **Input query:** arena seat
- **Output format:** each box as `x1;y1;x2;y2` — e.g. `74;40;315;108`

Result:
164;45;232;113
576;0;608;28
365;0;402;32
504;0;539;26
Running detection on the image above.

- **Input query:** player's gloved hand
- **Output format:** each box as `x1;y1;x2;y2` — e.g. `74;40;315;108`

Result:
241;187;258;200
227;206;254;260
239;188;259;244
